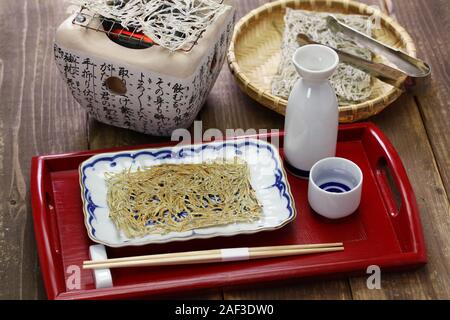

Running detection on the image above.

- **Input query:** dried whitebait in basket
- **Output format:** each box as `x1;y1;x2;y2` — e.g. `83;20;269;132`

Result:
272;9;373;104
105;158;262;238
73;0;229;51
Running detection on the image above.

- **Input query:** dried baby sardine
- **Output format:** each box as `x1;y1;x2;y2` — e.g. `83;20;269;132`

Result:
106;158;262;238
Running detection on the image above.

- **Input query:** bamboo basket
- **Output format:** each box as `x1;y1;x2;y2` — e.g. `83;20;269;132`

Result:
227;0;417;122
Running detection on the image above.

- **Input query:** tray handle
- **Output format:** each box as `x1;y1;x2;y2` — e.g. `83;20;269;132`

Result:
375;157;401;217
366;124;426;256
45;190;61;254
31;157;65;299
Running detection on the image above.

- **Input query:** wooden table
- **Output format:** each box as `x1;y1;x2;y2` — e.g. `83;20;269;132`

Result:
0;0;448;300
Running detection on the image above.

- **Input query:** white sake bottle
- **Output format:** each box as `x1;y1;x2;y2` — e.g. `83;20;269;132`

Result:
284;44;340;178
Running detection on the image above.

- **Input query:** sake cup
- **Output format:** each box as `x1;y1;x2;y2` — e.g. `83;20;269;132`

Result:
308;157;363;219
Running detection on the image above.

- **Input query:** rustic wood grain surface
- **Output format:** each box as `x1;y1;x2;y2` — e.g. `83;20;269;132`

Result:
0;0;448;300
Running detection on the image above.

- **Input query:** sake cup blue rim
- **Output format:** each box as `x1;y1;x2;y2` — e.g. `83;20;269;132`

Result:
309;157;363;197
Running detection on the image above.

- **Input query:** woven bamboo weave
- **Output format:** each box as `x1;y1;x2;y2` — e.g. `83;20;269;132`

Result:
227;0;417;122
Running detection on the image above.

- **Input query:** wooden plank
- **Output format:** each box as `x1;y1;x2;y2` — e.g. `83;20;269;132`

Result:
385;0;450;199
224;280;352;300
347;0;450;299
0;0;89;299
87;119;169;150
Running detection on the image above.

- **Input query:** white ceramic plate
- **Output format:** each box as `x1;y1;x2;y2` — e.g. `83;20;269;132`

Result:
79;138;296;247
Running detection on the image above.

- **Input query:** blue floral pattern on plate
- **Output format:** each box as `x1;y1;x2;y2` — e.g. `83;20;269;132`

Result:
79;138;296;247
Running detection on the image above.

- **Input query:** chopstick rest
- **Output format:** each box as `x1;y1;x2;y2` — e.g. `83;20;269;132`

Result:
220;248;250;262
89;244;113;289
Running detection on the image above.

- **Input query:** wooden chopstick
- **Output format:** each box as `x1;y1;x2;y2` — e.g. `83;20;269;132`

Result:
83;242;343;266
83;243;344;270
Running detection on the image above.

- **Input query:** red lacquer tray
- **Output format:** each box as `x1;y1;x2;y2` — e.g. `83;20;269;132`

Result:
31;123;426;300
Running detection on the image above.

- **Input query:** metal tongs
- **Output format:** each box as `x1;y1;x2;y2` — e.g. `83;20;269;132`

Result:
297;16;431;92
